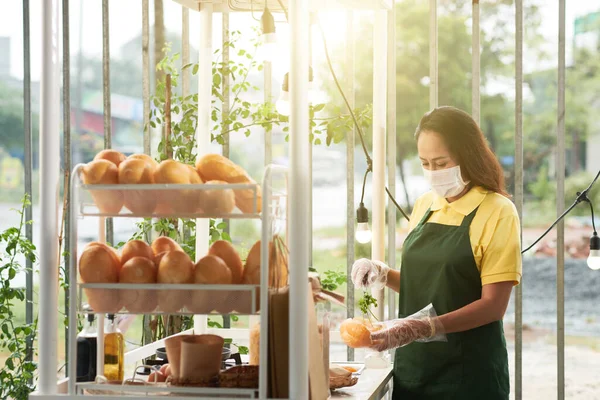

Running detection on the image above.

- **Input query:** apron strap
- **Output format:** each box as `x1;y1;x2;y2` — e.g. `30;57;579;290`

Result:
460;207;480;227
417;208;434;227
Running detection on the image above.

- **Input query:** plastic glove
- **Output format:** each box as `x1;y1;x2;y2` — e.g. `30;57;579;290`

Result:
369;303;446;352
350;258;390;290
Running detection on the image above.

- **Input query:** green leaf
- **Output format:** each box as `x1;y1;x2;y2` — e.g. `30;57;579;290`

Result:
213;73;222;87
192;64;199;75
313;103;326;112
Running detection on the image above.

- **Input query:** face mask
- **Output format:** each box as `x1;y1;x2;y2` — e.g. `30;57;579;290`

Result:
422;165;469;198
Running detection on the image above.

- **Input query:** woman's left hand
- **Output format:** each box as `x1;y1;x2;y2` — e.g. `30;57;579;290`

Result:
369;319;434;352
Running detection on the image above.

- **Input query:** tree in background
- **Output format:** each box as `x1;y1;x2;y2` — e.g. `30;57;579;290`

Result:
320;0;546;205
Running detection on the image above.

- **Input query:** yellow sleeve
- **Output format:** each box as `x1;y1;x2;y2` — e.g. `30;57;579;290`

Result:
480;213;522;286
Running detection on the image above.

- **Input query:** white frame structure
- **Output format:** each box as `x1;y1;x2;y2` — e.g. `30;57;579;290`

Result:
31;0;572;399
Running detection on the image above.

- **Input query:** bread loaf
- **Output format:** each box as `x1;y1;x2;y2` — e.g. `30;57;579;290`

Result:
208;240;243;284
339;318;384;348
151;236;182;255
154;160;201;214
121;240;154;265
157;250;193;312
195;154;262;213
79;242;121;313
119;256;157;313
94;149;126;167
118;157;157;214
81;160;124;214
236;240;287;313
187;255;232;313
201;180;235;215
128;153;158;168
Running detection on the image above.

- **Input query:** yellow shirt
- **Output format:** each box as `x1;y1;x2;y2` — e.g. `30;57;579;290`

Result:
407;186;522;286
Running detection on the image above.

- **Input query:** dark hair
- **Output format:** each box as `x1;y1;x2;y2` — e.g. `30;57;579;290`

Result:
415;106;508;197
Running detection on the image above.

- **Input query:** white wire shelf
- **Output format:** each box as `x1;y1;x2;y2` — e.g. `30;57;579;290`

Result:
75;382;258;398
76;182;262;219
79;283;260;315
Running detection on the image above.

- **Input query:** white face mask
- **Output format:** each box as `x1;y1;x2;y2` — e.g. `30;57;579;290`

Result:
422;165;469;198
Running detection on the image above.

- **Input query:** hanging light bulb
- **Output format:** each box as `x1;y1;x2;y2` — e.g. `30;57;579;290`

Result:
276;68;315;117
588;232;600;270
355;202;372;244
260;6;276;62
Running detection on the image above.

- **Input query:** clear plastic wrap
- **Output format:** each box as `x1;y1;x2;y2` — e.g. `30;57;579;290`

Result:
350;258;391;290
370;303;447;352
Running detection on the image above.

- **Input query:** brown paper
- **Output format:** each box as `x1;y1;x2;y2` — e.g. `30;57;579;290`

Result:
307;284;329;400
164;334;194;379
179;334;224;382
268;286;290;398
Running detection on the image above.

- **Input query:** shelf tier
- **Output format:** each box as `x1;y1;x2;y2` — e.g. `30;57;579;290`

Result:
80;283;260;315
75;382;258;398
76;182;262;219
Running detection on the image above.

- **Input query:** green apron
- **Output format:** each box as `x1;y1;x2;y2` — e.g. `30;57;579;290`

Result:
393;207;509;400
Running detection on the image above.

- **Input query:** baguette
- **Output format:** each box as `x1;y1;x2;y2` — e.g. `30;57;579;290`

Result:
118;157;157;214
81;159;124;214
195;154;262;213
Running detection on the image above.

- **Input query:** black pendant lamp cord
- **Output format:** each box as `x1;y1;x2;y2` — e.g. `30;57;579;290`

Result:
318;22;411;221
272;3;410;221
521;169;600;254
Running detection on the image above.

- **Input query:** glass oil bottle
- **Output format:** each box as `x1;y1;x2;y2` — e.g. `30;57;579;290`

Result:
103;314;124;381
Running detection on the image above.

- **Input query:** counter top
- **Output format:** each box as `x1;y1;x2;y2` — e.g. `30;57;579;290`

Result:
330;364;393;400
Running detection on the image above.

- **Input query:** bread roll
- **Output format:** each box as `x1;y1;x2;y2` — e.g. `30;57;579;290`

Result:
236;240;287;313
119;256;157;313
195;154;262;213
121;240;154;265
201;180;235;215
340;319;372;348
79;243;121;313
208;240;243;284
128;153;159;168
154;160;200;214
151;236;183;255
157;250;193;312
81;160;124;214
94;149;126;167
187;255;232;313
242;240;288;287
118;157;157;214
339;318;384;349
87;241;121;268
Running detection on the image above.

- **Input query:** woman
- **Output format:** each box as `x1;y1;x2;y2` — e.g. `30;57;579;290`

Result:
352;106;521;399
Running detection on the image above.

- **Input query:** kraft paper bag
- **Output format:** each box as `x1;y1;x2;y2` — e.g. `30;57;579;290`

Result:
268;286;289;398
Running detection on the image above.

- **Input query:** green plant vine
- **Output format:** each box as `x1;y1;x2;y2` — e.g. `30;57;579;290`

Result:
0;195;38;399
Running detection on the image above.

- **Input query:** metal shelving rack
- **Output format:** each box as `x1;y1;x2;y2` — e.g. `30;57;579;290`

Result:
59;163;287;398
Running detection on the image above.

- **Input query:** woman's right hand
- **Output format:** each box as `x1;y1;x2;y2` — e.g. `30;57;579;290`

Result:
350;258;391;290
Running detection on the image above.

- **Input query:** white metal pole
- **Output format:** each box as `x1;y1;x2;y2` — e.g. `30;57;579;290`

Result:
193;3;213;334
289;0;309;396
429;0;438;109
557;0;566;398
472;0;480;124
371;10;387;322
386;4;397;323
67;167;81;394
514;1;524;398
259;169;272;399
38;0;60;394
